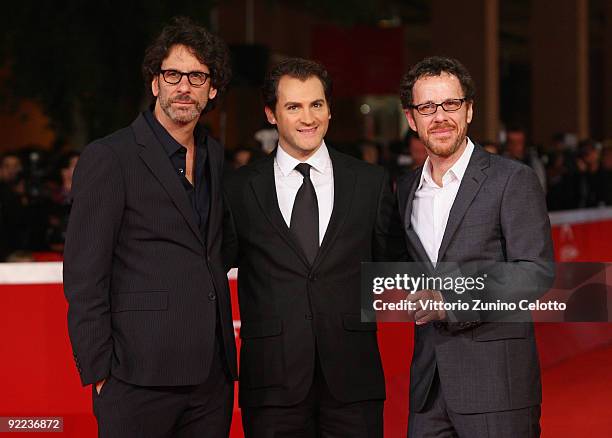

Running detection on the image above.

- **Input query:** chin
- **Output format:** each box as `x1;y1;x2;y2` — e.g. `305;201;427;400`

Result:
298;142;321;153
429;137;461;154
172;112;199;124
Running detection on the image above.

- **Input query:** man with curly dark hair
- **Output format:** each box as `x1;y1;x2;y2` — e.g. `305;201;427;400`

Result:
64;17;237;437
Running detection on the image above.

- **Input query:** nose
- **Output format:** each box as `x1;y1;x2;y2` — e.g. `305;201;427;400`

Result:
300;108;314;124
176;75;191;92
432;105;448;122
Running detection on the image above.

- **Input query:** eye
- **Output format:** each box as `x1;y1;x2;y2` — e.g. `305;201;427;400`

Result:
418;103;436;112
190;72;206;82
287;105;298;111
444;99;461;109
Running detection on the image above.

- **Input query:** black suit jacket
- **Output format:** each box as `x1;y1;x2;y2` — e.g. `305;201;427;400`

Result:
64;114;237;387
224;148;405;407
397;144;554;414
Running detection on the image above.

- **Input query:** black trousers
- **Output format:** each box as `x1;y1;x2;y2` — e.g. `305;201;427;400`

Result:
241;351;384;438
408;371;541;438
93;339;233;438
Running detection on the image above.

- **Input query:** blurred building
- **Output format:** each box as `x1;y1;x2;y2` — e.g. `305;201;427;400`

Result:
1;0;610;152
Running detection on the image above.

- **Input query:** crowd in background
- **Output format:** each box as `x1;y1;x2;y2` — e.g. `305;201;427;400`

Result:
1;128;611;261
226;128;612;210
0;149;79;260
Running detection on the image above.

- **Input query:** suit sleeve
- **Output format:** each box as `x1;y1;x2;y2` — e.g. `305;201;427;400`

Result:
63;141;125;386
495;163;555;301
372;171;408;262
461;164;555;318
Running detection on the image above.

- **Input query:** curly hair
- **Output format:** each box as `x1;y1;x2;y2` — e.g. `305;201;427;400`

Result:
262;57;332;111
399;56;475;109
142;16;231;113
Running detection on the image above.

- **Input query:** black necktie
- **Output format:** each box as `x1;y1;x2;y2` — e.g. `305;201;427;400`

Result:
290;163;319;264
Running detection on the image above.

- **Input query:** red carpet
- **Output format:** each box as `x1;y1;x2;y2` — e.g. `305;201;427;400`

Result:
1;283;611;437
541;343;612;437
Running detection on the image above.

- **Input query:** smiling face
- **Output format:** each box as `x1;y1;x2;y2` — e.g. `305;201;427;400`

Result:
405;72;473;160
152;44;217;127
265;75;331;160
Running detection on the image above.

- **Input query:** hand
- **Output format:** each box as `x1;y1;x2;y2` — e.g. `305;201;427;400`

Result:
95;379;106;395
405;289;446;325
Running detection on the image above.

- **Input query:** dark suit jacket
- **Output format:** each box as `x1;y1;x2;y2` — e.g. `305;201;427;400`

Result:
223;148;405;407
64;114;237;387
397;144;554;414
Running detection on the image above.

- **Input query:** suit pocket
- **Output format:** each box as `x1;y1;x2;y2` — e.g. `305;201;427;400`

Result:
342;313;377;332
96;375;113;398
111;291;168;312
239;319;284;389
472;322;528;341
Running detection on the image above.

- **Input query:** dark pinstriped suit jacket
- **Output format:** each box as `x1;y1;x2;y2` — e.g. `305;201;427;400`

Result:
64;113;237;387
397;144;554;415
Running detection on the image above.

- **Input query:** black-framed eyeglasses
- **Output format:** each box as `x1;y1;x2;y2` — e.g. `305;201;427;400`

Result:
160;69;211;87
410;98;468;115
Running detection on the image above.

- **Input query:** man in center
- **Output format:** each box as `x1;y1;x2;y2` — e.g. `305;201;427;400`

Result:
223;58;405;437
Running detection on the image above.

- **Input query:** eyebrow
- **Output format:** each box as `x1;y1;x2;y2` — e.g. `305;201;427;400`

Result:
283;99;325;108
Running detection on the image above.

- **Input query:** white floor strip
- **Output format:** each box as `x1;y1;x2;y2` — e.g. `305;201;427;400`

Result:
0;263;238;284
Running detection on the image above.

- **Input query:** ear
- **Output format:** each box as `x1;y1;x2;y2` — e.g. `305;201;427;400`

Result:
208;86;218;100
264;106;276;125
152;75;160;98
404;109;417;132
466;100;473;124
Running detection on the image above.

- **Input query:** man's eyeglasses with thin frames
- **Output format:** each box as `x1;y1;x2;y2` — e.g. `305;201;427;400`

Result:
160;70;211;87
410;98;468;115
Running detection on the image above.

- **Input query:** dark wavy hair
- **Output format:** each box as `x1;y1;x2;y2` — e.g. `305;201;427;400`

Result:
262;57;332;111
399;56;475;109
142;16;231;113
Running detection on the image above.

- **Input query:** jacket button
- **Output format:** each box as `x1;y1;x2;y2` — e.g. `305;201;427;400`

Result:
308;273;317;281
208;293;216;301
305;314;313;320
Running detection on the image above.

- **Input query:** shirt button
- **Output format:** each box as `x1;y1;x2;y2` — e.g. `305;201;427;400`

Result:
208;293;216;301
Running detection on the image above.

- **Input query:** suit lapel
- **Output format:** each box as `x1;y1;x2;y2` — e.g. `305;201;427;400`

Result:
313;149;356;270
132;114;204;248
436;146;489;262
399;168;432;265
249;156;311;268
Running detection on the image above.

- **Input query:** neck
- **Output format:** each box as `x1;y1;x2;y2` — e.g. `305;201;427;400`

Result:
279;142;323;162
428;138;468;186
153;104;197;150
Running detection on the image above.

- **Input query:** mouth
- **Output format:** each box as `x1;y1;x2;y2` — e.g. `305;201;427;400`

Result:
171;95;196;105
429;126;454;137
297;126;318;136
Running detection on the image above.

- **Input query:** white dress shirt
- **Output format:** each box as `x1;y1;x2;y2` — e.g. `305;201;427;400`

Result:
411;139;475;265
275;142;334;244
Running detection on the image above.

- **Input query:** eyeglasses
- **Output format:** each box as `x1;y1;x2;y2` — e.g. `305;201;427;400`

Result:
410;98;468;115
160;69;211;87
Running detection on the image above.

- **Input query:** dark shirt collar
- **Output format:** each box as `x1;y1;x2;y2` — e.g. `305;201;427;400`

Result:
143;108;206;156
